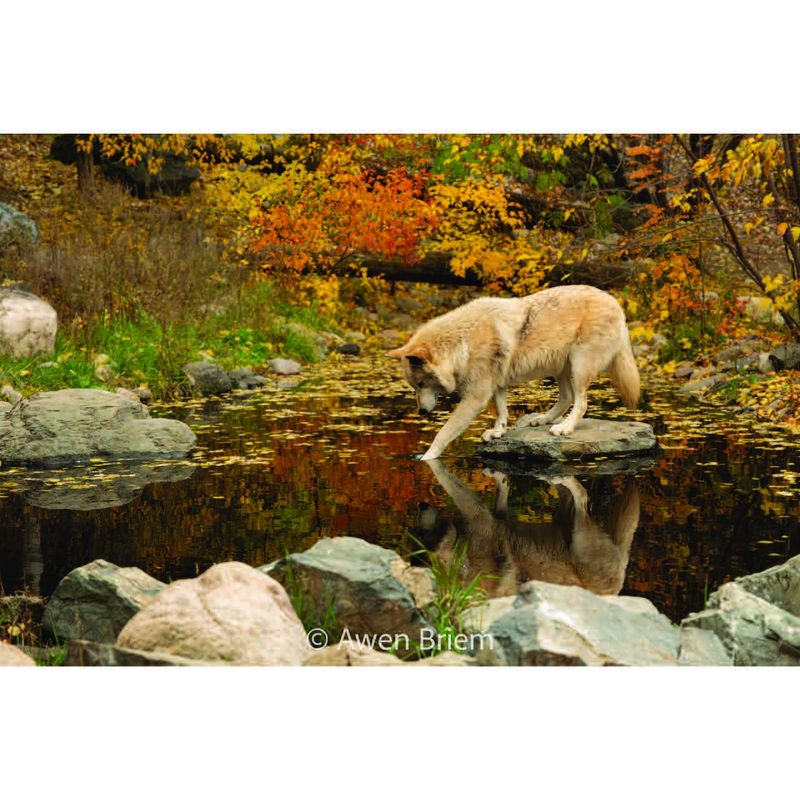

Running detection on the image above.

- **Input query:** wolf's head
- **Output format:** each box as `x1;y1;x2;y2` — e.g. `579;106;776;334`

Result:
387;343;456;415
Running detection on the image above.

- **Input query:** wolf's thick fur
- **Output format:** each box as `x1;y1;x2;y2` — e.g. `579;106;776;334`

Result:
388;284;640;460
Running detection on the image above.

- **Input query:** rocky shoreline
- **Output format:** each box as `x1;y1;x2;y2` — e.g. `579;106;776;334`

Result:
3;538;798;667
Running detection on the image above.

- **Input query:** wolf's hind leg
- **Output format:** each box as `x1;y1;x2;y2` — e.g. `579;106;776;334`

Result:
515;369;573;429
481;388;509;441
550;355;592;436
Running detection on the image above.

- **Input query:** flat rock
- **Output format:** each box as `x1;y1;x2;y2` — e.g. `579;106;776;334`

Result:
117;562;311;665
480;581;680;666
268;357;302;375
477;418;657;462
0;389;196;466
265;537;434;655
0;642;36;666
42;559;166;644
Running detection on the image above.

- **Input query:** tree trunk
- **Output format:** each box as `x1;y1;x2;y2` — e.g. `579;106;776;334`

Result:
338;252;632;289
76;136;95;196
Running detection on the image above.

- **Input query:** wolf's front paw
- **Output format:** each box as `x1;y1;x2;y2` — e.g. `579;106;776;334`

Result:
549;421;574;436
481;425;507;442
515;412;548;429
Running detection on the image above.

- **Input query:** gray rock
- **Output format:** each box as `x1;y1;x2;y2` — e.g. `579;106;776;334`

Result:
481;582;680;666
336;342;361;356
677;627;732;666
757;353;776;374
117;562;311;666
115;387;144;405
0;287;57;359
265;537;434;655
378;329;407;349
0;202;39;247
477;418;657;462
284;322;341;358
0;642;35;666
0;389;196;466
674;361;695;379
65;639;215;666
268;357;302;375
678;374;727;394
682;578;800;666
183;361;232;395
734;355;759;371
133;386;153;404
227;367;267;390
766;343;800;372
42;559;166;644
733;554;800;615
713;343;750;364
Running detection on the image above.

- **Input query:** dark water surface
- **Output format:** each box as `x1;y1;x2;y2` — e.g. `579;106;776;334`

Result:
1;359;799;621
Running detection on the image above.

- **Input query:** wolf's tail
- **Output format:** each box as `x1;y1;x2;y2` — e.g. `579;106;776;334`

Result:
608;329;640;409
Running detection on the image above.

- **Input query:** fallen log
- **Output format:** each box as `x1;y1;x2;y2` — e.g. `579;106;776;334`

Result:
345;251;633;289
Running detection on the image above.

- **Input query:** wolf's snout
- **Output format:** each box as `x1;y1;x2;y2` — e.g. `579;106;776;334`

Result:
418;407;431;417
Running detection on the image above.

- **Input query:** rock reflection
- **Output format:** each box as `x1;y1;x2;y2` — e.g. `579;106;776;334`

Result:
417;459;640;598
18;460;197;511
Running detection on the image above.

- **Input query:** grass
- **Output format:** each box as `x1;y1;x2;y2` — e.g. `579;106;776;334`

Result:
410;537;490;657
0;280;336;400
1;180;341;400
280;560;342;645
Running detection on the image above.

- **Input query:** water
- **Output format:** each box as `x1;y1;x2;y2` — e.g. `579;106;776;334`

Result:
1;358;799;621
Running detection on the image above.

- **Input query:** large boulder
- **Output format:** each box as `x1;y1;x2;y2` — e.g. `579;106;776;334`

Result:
264;537;435;655
117;562;311;665
0;389;196;466
303;642;476;666
682;556;800;666
0;202;39;247
0;287;57;359
65;639;215;667
0;642;35;666
480;581;681;666
477;418;657;461
42;559;166;644
183;361;232;395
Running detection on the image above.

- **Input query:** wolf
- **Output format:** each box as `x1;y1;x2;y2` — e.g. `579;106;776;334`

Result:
416;459;640;597
387;284;640;460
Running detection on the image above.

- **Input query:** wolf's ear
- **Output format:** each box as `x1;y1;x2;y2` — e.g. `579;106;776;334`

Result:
404;345;431;366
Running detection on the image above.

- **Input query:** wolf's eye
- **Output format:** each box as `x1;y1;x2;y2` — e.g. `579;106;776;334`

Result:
415;381;424;389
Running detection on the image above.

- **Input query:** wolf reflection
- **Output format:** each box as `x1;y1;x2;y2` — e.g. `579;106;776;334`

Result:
416;460;640;597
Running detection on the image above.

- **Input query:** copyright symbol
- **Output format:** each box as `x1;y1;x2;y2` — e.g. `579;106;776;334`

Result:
307;628;329;649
